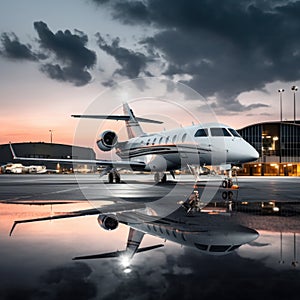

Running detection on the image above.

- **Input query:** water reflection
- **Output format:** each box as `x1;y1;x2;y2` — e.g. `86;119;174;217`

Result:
1;181;300;299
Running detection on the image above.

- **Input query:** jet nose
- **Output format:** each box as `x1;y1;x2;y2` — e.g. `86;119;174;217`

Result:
239;141;259;163
248;146;259;162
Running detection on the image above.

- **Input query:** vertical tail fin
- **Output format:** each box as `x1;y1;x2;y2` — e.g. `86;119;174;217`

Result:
123;103;145;138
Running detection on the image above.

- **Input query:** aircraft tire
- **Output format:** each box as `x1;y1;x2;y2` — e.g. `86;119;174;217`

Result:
222;180;228;188
108;172;114;184
115;172;121;183
161;174;167;183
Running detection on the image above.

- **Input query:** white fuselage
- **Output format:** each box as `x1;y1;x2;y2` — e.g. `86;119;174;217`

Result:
115;123;259;172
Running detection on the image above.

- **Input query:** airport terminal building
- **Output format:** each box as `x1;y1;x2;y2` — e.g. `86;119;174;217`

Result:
0;142;96;173
238;121;300;176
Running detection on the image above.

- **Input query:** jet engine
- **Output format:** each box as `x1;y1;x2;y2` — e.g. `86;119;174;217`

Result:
97;130;118;151
97;214;119;231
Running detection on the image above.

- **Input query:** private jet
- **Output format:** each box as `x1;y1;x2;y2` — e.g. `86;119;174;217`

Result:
10;102;259;187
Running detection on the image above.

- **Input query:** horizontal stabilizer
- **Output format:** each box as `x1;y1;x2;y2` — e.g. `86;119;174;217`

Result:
71;114;163;124
72;244;164;260
73;251;125;260
136;244;164;253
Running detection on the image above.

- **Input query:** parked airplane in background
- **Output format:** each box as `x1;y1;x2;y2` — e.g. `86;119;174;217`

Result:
10;102;259;186
1;163;48;174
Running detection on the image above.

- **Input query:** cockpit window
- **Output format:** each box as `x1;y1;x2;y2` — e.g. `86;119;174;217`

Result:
228;245;241;252
210;128;231;137
228;128;241;137
194;243;208;251
194;128;208;137
209;245;231;252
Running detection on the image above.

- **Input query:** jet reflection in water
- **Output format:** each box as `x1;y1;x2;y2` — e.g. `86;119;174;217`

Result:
9;186;260;273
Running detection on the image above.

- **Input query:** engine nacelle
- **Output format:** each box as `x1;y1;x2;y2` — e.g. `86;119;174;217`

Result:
97;130;118;151
97;214;119;231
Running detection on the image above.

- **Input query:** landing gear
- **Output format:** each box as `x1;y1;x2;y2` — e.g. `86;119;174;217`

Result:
154;172;167;183
221;167;239;189
107;170;121;183
222;179;233;188
181;190;201;213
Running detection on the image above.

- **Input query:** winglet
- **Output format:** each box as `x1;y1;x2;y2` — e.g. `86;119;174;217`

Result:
9;221;18;236
9;142;17;159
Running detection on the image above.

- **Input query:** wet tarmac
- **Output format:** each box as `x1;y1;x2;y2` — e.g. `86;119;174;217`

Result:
0;174;300;300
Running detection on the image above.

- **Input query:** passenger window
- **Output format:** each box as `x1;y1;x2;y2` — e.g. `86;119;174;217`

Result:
172;135;177;143
146;139;151;145
166;136;170;144
228;128;241;137
182;133;187;142
159;137;163;144
194;128;208;137
194;243;208;251
210;128;231;137
152;138;157;145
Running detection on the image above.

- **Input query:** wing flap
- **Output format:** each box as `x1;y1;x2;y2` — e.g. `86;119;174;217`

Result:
71;114;162;124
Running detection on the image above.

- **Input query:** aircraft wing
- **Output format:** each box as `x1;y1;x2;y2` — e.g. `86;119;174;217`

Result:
9;202;146;236
9;143;145;169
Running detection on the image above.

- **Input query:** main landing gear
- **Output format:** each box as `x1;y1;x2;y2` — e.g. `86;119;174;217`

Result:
107;170;121;183
154;172;167;183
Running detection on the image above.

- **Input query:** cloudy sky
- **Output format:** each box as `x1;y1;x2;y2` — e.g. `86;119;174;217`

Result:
1;0;300;145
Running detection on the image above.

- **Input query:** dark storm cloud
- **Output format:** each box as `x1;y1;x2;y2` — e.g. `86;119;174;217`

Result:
34;21;96;86
91;0;300;112
1;22;96;86
0;32;38;61
37;262;97;300
89;248;300;300
0;262;97;300
96;33;153;79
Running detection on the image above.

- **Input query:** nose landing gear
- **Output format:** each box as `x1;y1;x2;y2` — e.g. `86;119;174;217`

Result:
154;172;167;183
221;167;239;189
222;178;233;188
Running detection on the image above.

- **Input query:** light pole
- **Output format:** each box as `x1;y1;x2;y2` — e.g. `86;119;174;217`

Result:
278;232;284;264
278;89;284;122
49;129;54;144
291;232;298;268
291;85;298;123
